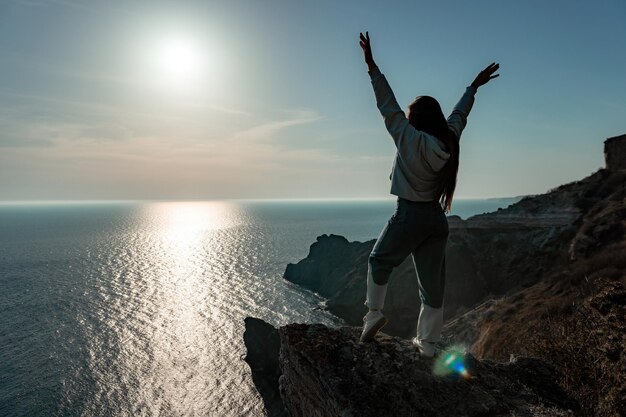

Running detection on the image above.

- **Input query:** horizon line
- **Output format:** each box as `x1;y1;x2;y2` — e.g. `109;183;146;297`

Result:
0;195;526;205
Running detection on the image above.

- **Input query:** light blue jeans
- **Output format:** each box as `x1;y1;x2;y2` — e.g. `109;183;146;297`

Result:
368;197;449;308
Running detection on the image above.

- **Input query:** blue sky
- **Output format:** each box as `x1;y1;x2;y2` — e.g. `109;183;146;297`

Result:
0;0;625;200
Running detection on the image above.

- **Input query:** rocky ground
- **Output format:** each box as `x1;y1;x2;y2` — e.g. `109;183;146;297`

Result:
244;318;579;416
443;168;626;416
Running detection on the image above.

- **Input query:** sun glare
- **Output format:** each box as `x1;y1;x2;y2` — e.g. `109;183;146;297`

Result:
149;34;208;91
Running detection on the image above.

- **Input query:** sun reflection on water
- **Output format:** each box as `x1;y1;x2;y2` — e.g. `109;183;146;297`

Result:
157;201;236;240
147;202;242;414
90;201;257;415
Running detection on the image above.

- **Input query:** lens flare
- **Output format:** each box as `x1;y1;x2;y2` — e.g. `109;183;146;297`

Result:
433;345;471;379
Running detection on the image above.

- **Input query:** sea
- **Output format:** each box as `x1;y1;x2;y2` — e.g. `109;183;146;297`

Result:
0;198;517;416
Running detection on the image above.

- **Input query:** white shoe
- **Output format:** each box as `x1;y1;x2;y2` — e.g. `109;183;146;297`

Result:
360;310;388;342
411;337;436;358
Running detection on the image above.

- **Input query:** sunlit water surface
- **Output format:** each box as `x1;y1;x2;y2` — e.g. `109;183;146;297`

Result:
0;198;515;416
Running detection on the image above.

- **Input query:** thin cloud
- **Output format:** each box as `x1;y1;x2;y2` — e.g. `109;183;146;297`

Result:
1;89;253;123
0;135;53;148
202;104;253;117
8;0;48;5
230;109;322;141
10;0;139;17
0;118;135;148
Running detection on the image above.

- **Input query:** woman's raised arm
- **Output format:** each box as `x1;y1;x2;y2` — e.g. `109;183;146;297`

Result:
447;63;500;139
359;31;425;164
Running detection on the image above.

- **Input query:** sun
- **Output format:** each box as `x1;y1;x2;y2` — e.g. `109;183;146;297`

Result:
150;34;207;90
156;38;201;79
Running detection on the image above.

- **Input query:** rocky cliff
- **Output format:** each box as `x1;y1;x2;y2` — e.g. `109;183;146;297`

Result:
279;167;626;415
442;167;626;416
243;317;287;417
283;171;592;338
244;318;579;417
283;169;623;339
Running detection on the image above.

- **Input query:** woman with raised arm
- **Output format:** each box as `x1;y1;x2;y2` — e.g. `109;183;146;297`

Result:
358;31;499;357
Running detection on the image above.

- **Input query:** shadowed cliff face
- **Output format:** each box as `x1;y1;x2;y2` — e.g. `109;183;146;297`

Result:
283;234;483;338
280;168;626;415
283;173;608;338
243;317;287;417
442;169;626;416
244;319;578;417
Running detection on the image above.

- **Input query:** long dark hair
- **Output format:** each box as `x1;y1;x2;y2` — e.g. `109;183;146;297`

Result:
407;96;459;213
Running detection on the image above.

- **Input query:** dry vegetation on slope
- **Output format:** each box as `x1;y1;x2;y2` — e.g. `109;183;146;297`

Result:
456;169;626;416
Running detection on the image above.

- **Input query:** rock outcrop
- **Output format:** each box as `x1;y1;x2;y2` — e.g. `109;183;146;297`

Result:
244;319;579;417
243;317;287;417
280;167;626;415
283;171;611;338
284;234;370;300
604;134;626;171
443;199;626;417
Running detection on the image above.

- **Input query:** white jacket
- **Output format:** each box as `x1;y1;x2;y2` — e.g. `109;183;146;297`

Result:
368;66;476;202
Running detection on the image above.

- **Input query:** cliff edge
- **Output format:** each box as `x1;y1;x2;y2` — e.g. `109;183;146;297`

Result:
280;167;625;415
244;318;579;416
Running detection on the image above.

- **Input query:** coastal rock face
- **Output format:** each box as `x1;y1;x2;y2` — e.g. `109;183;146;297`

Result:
277;322;577;417
243;317;287;417
284;234;424;337
283;172;611;338
437;168;626;416
283;234;371;300
279;167;626;415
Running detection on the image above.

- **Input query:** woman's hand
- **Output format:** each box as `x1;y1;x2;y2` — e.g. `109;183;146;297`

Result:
359;31;377;71
471;62;500;89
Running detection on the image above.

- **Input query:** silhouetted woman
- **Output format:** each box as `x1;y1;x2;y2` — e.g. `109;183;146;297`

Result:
358;31;499;357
